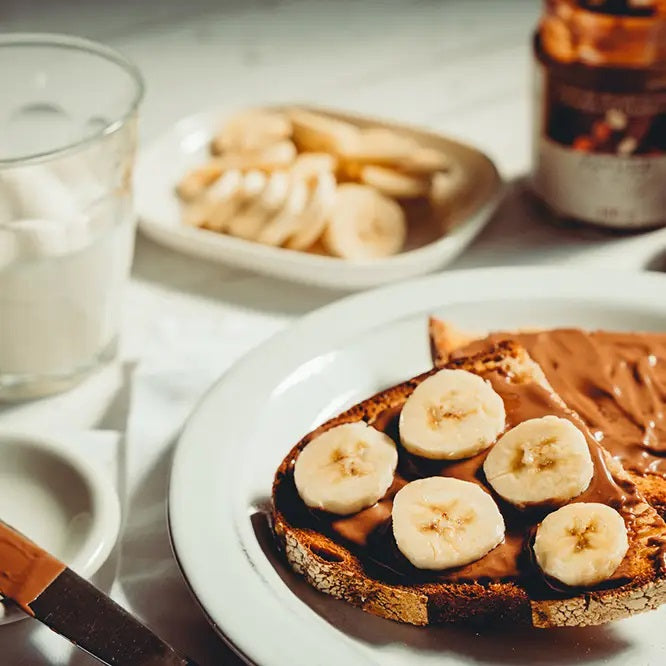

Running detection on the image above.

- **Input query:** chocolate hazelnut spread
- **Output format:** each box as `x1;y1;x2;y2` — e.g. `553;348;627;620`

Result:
276;354;646;594
0;522;65;615
453;330;666;476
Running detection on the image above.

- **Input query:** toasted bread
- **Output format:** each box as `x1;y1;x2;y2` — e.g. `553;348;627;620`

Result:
428;316;480;366
428;318;666;516
272;341;666;627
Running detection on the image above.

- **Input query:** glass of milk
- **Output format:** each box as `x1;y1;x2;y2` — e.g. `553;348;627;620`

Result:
0;34;144;400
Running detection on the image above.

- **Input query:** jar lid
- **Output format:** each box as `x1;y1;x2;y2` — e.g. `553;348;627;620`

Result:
540;0;666;66
534;33;666;93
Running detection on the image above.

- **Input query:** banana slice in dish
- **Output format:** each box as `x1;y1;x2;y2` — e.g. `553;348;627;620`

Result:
322;183;406;260
256;178;310;247
339;128;450;175
204;169;268;233
182;169;244;230
429;166;467;210
401;146;452;175
226;171;290;240
359;165;429;199
339;127;417;165
290;152;338;182
211;110;292;154
285;171;337;251
289;109;359;155
176;162;223;201
217;140;297;172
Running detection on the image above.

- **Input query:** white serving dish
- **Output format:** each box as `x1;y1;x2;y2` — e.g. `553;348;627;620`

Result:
135;107;503;290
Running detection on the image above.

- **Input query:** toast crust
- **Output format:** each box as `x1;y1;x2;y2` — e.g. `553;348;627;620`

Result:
272;341;666;627
428;317;479;366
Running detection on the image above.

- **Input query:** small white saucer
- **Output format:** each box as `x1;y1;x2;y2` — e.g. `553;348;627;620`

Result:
0;430;121;624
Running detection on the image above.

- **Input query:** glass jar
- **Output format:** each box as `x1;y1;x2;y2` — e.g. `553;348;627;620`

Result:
0;34;143;400
531;0;666;229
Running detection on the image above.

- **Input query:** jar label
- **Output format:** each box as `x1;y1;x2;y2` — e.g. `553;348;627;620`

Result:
533;62;666;228
534;139;666;227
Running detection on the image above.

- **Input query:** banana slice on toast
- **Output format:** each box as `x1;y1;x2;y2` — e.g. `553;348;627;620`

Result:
392;476;505;570
399;368;505;460
294;421;398;515
484;415;594;508
534;503;629;587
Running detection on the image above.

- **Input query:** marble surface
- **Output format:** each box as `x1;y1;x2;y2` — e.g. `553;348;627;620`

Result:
1;1;665;664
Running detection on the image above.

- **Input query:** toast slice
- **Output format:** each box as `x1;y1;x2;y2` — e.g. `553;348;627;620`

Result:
428;318;666;516
273;341;666;627
429;316;482;366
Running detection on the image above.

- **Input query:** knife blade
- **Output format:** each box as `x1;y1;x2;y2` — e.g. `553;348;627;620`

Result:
0;520;198;665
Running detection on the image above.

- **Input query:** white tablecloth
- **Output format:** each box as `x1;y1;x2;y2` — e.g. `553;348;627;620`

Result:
1;1;666;664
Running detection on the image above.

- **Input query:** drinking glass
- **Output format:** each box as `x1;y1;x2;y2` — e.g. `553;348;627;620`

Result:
0;34;144;400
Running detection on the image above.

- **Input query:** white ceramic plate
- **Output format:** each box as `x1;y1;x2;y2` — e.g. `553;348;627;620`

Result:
169;267;666;666
0;430;121;624
135;107;502;290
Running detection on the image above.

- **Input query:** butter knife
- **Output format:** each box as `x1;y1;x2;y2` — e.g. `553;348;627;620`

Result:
0;520;198;665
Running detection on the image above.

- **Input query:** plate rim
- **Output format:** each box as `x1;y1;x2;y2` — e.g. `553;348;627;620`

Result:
168;267;666;666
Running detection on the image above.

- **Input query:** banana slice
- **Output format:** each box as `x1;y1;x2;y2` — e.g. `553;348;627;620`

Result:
294;421;398;515
533;503;629;587
322;183;406;260
339;127;417;164
285;171;337;250
483;416;594;508
176;162;223;201
240;169;269;197
256;178;310;247
392;477;505;570
211;110;292;154
205;170;265;232
399;369;506;460
339;127;451;176
429;166;466;210
226;171;290;240
289;109;359;154
290;152;338;183
359;165;429;199
402;146;452;175
217;140;297;172
182;169;244;229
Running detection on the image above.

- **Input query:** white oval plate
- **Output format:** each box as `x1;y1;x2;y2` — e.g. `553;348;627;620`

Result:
169;267;666;666
0;430;121;624
135;107;502;290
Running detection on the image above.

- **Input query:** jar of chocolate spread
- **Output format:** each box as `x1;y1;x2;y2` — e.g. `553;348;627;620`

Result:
532;0;666;229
